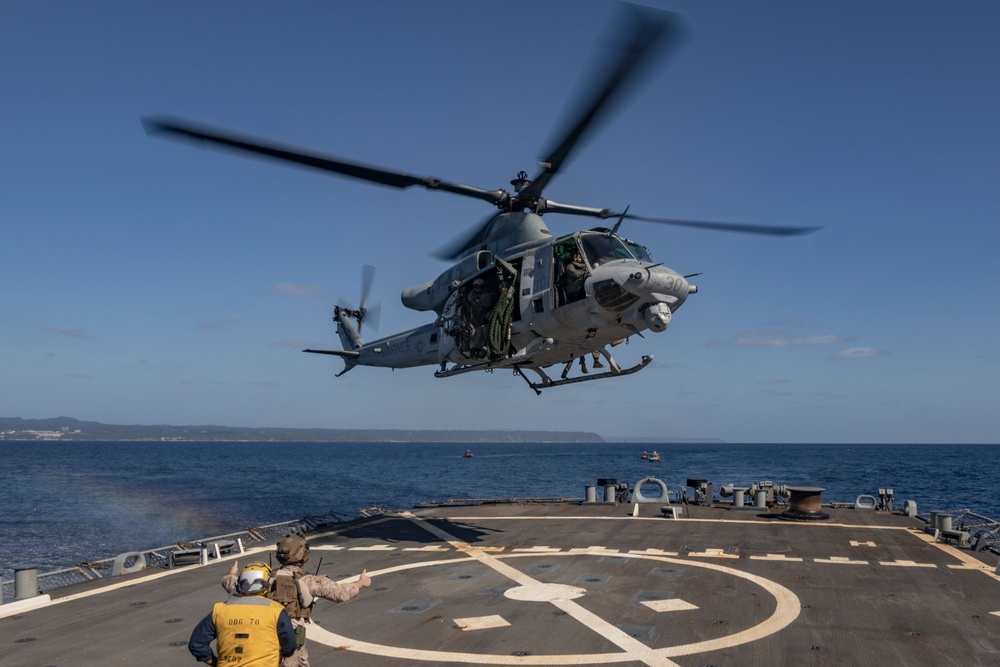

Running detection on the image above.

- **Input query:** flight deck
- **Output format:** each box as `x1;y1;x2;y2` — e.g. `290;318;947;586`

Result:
3;500;1000;666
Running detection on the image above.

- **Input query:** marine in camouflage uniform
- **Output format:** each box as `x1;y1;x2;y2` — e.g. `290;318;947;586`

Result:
222;535;371;667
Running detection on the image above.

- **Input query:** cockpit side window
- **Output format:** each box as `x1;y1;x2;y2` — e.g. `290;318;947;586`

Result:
580;234;633;268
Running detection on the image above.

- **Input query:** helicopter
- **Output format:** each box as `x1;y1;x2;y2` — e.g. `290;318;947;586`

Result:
143;6;816;394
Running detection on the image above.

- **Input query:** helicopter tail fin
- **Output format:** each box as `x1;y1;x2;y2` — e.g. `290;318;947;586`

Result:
303;347;360;376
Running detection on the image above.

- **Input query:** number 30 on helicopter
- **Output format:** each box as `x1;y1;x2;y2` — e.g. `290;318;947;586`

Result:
143;6;816;394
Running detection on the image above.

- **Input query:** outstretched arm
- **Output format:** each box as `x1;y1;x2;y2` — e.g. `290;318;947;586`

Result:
302;569;372;603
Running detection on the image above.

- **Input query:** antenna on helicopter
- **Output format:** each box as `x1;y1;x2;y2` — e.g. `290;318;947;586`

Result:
510;171;530;193
610;206;630;236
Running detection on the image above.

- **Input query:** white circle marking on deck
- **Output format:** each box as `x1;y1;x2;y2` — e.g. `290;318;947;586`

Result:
308;551;800;665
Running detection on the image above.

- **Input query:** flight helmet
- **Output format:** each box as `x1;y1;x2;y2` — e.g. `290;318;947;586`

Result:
236;561;272;596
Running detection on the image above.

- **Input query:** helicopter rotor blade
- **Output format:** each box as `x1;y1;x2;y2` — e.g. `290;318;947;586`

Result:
434;212;501;260
142;117;507;206
356;265;381;334
542;200;819;236
359;264;376;313
518;6;684;205
620;212;819;236
364;302;381;334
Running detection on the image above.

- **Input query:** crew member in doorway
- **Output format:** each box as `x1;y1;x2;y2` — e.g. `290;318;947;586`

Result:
562;251;587;302
222;535;372;667
465;277;495;358
189;561;296;666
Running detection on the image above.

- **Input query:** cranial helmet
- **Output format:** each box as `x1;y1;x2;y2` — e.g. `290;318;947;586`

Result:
237;561;272;596
276;535;310;565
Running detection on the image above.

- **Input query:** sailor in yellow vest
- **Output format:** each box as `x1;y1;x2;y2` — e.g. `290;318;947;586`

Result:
190;561;296;666
222;535;371;667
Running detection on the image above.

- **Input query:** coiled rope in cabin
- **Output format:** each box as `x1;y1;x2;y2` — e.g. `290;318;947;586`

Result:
487;282;516;361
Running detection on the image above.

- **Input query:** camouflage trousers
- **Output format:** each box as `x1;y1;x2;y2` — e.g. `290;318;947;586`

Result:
282;644;309;667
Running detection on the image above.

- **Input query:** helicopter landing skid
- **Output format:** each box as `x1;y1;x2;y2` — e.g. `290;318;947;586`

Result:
433;338;556;380
519;355;654;394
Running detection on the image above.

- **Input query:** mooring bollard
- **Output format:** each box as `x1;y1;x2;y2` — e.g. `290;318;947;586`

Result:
14;566;38;601
603;485;616;503
585;485;597;503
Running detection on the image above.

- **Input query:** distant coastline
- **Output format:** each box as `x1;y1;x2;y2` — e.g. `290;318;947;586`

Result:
0;416;609;443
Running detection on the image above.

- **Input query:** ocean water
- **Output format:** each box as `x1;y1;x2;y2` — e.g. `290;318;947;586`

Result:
1;441;998;581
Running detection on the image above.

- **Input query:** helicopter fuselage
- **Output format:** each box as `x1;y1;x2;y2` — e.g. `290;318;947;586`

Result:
328;212;696;380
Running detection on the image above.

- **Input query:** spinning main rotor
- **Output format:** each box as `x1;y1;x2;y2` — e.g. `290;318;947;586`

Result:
144;5;816;262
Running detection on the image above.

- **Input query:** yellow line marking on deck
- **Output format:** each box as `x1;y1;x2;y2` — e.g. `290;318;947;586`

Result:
402;545;453;552
512;546;562;553
815;556;868;564
880;559;936;568
629;549;680;556
908;529;1000;582
850;540;876;547
688;548;739;559
350;545;396;551
750;555;803;562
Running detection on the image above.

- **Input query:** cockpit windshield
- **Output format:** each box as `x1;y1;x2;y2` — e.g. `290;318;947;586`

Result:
579;234;634;268
624;240;652;263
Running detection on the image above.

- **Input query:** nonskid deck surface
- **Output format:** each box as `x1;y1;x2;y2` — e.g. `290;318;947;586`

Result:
3;502;1000;666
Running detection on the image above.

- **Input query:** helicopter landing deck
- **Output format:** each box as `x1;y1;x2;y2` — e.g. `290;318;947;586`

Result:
5;500;999;666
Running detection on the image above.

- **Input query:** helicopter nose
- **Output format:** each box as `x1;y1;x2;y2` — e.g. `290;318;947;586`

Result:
612;264;689;304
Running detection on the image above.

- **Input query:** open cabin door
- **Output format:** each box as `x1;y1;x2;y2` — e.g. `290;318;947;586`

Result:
438;259;518;366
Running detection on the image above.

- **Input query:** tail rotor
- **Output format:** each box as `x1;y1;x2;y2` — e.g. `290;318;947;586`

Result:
340;265;381;335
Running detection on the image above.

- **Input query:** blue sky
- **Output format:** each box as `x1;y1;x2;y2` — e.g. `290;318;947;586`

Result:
2;1;997;443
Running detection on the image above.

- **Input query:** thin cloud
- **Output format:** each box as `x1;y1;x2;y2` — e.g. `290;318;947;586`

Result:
708;333;850;348
829;347;890;360
759;389;794;398
271;282;324;299
48;326;92;339
762;316;810;327
198;315;244;330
